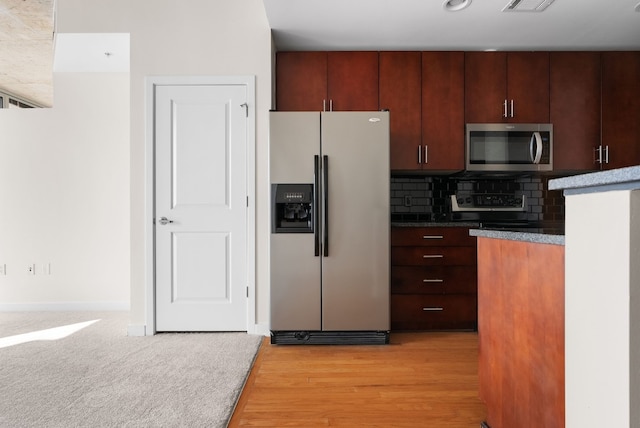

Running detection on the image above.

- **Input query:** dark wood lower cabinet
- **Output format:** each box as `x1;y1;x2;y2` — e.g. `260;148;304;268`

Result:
391;226;477;331
392;265;476;294
391;294;477;330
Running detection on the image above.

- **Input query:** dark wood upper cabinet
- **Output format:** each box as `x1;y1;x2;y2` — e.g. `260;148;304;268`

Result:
465;52;507;123
276;50;640;174
465;52;549;123
601;51;640;170
327;51;379;111
380;51;464;172
550;52;601;172
379;51;422;170
275;51;379;111
276;51;327;111
422;51;465;171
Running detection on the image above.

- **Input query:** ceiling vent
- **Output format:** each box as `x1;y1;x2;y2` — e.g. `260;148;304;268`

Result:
502;0;556;12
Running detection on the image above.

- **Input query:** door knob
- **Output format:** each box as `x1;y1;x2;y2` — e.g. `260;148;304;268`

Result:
158;217;173;225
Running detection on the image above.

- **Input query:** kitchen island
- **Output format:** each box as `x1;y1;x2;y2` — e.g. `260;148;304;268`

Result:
471;164;640;428
549;165;640;428
470;226;565;428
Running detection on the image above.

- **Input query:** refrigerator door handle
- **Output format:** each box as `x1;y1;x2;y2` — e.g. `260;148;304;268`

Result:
323;155;329;257
314;155;320;257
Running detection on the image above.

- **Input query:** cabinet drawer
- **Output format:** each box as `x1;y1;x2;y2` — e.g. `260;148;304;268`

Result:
391;294;477;331
391;246;476;266
392;265;476;294
391;227;475;247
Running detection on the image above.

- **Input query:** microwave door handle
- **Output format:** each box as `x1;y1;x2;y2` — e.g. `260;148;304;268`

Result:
530;132;543;164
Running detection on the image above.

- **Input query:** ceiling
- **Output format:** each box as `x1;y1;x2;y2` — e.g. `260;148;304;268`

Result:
0;0;54;107
0;0;128;108
1;0;639;107
263;0;640;51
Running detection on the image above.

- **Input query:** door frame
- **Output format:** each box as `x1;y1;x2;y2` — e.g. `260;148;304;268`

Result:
144;75;256;335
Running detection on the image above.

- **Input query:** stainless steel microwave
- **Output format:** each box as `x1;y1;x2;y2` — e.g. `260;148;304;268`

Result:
466;123;553;172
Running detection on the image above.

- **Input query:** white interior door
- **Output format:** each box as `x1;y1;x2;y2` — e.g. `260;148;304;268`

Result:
154;83;248;332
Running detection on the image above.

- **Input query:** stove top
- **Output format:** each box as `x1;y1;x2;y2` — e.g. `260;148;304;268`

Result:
451;193;526;212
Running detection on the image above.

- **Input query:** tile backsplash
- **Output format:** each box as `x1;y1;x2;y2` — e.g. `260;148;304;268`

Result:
391;175;565;223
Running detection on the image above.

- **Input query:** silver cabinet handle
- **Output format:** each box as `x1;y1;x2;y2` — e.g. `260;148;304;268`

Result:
423;307;444;311
423;254;444;258
423;279;444;283
503;99;508;118
424;145;428;164
604;145;609;164
330;99;333;111
323;99;326;111
594;145;603;164
158;217;173;225
422;235;443;239
418;145;422;164
510;99;514;118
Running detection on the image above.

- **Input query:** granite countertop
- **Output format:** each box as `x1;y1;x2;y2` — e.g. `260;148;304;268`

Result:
392;221;565;245
469;228;565;245
391;221;480;228
549;165;640;194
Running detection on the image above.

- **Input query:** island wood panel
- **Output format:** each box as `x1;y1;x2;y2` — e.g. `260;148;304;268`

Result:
229;332;487;427
477;237;564;428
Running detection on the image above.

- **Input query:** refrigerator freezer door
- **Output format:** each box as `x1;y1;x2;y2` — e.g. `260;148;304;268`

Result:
270;112;322;330
320;111;390;331
270;112;320;184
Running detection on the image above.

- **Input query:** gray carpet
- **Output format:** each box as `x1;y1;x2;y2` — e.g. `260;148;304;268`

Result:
0;311;262;428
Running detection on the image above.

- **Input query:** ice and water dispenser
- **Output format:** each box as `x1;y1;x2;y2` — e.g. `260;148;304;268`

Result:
271;184;314;233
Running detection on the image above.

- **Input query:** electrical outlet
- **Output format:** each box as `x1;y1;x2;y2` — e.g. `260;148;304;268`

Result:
27;264;35;275
41;263;51;275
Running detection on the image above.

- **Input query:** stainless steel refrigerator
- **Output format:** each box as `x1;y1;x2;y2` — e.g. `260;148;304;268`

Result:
269;111;390;345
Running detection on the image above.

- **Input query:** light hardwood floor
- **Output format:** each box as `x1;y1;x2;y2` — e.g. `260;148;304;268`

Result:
229;332;487;427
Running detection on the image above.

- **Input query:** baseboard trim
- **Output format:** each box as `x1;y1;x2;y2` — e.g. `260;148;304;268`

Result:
127;324;147;336
0;301;130;312
251;322;270;337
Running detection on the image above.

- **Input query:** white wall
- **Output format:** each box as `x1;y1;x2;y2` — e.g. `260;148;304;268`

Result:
0;72;130;309
564;189;639;427
56;0;273;331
